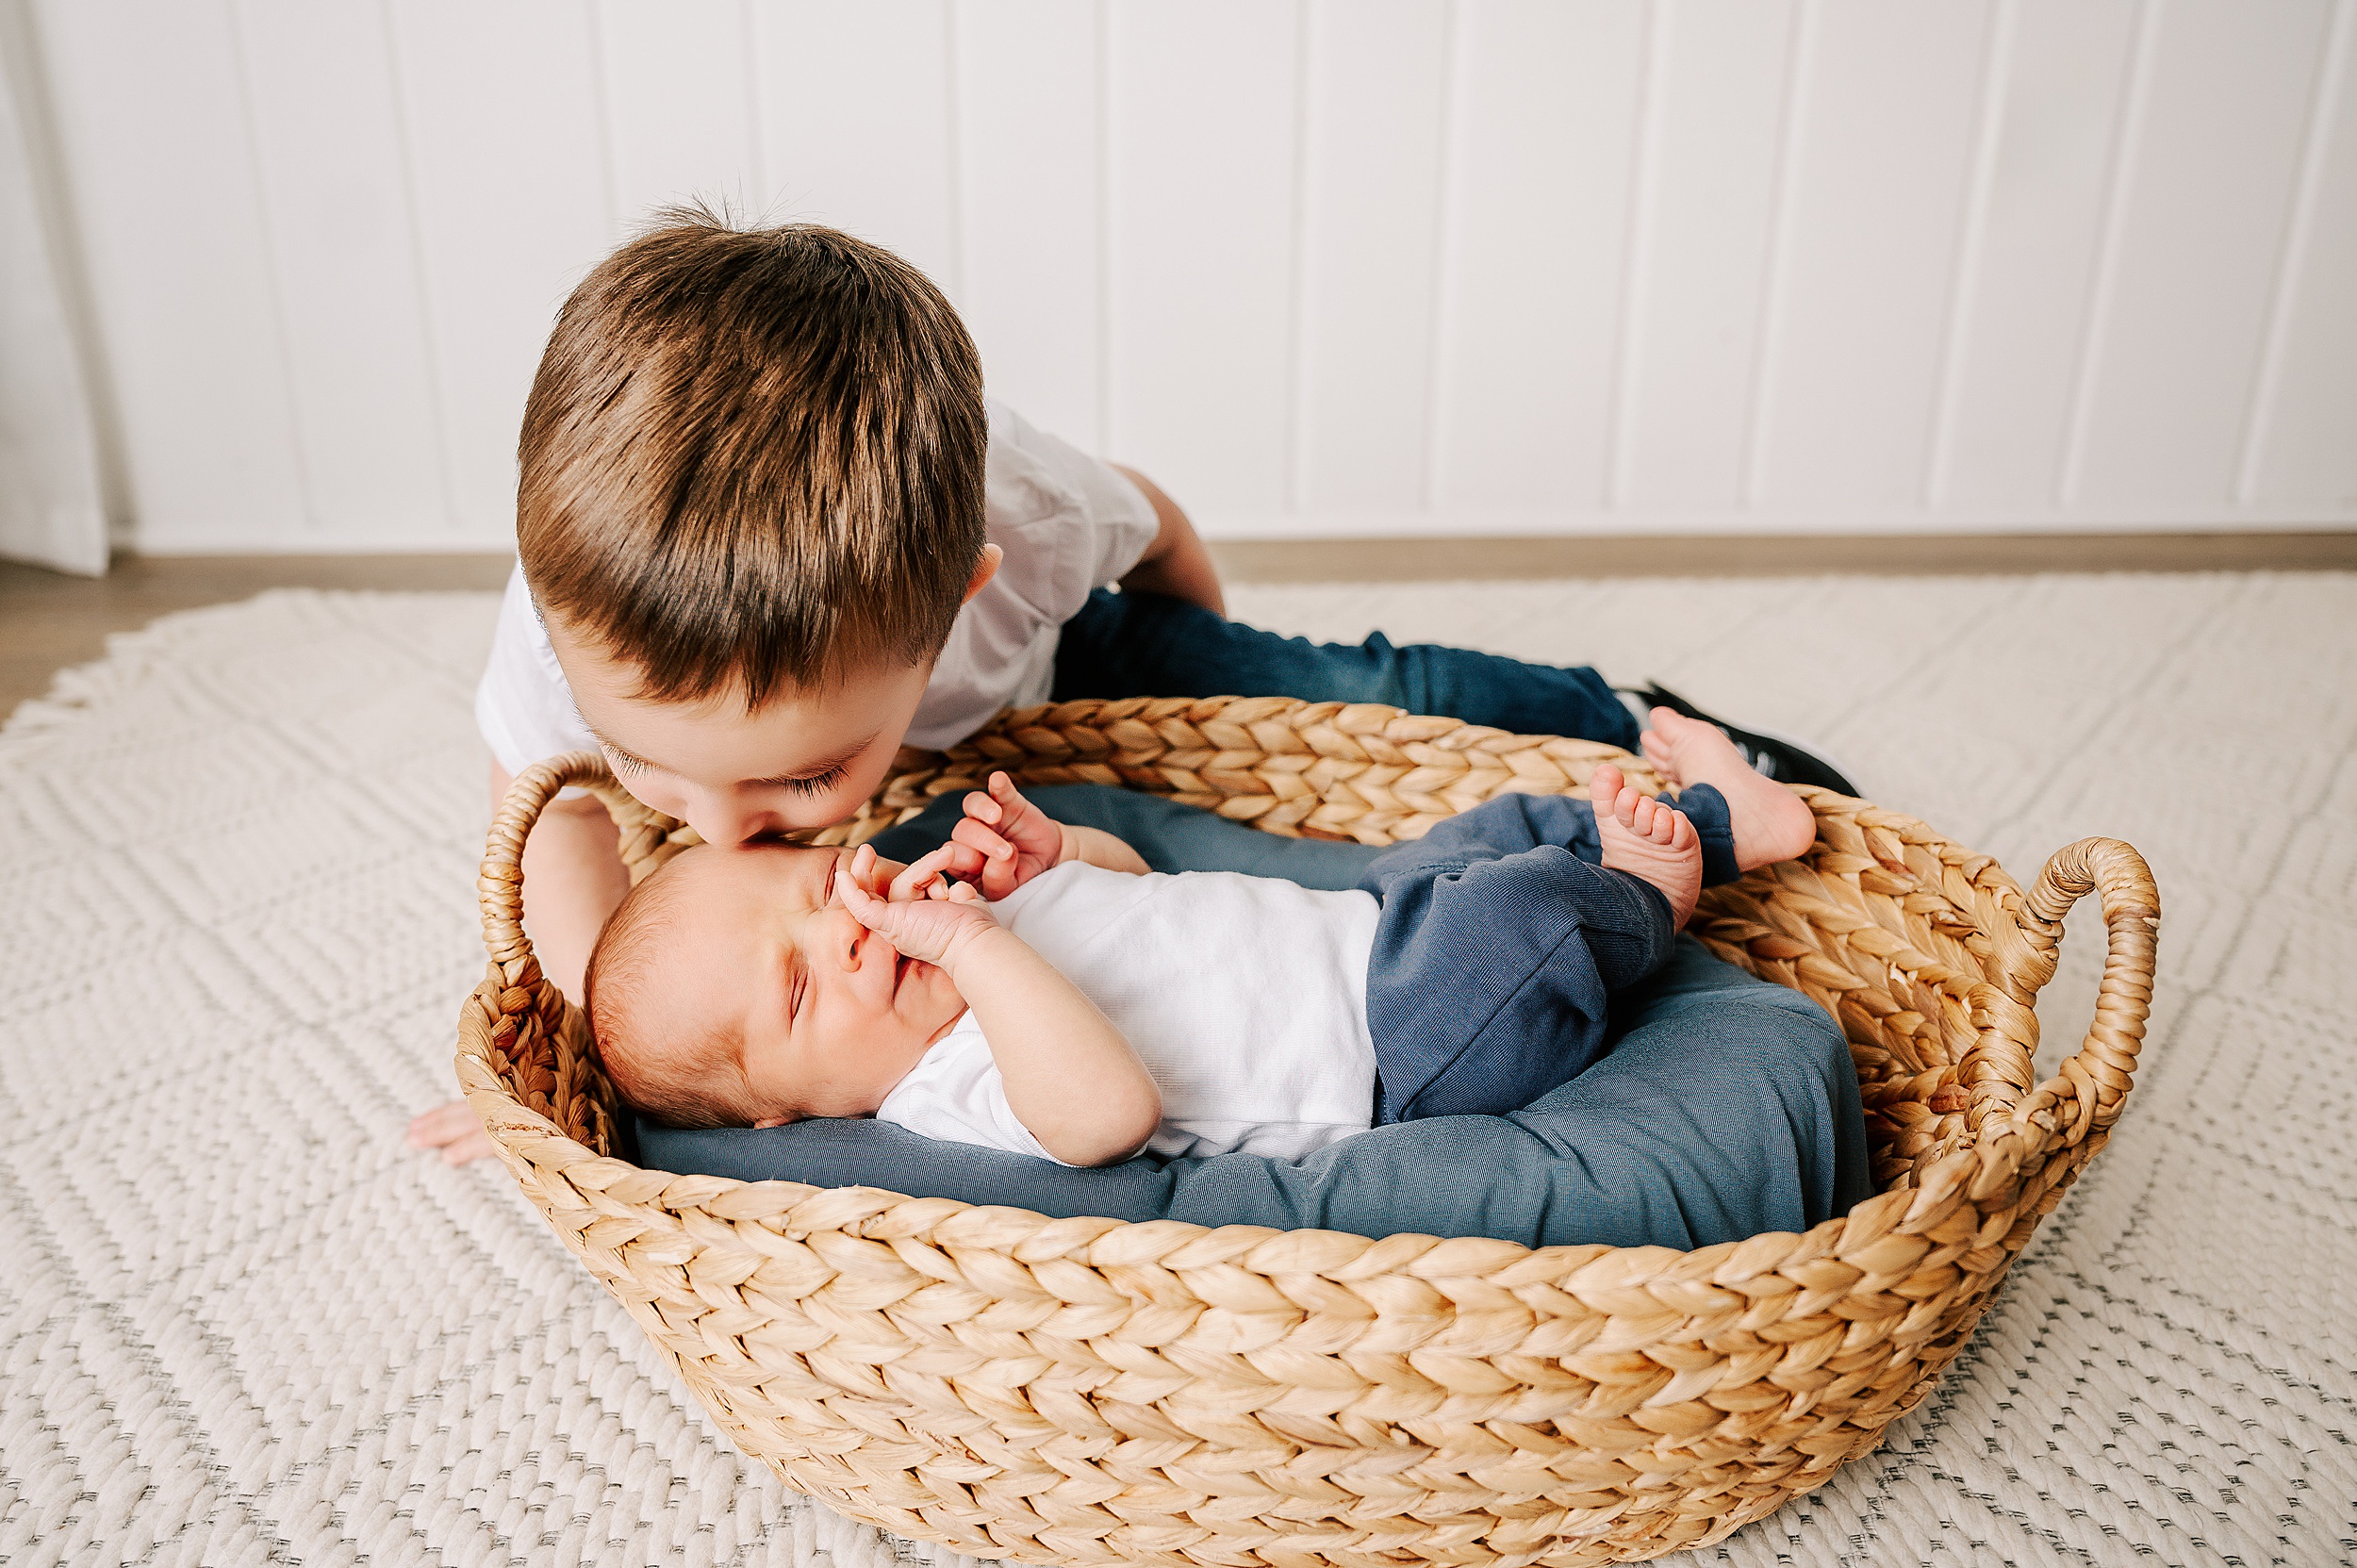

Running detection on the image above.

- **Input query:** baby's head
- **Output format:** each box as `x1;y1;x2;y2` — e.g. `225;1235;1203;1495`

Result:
584;842;964;1129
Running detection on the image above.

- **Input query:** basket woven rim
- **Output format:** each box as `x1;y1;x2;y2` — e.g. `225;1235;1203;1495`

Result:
456;697;2159;1280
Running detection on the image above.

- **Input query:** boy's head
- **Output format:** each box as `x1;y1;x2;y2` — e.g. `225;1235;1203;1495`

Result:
519;208;997;842
585;841;965;1130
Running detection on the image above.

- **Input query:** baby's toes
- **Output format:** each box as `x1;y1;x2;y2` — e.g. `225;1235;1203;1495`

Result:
1667;809;1698;850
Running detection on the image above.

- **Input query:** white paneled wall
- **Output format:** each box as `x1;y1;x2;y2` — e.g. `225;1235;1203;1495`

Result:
24;0;2357;552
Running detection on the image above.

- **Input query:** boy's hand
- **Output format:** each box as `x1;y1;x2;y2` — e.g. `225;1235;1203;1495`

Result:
895;772;1069;901
835;870;998;969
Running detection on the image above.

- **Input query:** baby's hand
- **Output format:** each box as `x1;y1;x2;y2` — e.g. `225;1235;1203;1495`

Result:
835;870;998;969
894;772;1068;902
840;843;895;900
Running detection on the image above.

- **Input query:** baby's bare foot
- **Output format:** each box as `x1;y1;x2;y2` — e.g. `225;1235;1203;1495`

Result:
1638;708;1818;872
1591;763;1701;926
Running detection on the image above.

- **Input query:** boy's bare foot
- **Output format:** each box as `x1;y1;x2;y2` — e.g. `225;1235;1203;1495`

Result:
1638;707;1819;871
1591;763;1702;926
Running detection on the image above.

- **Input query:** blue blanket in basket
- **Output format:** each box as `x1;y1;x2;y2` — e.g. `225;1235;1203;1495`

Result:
635;786;1871;1249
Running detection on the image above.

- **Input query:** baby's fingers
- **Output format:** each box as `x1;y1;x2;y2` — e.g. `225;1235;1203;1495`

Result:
993;772;1053;830
961;791;999;828
889;844;964;901
833;870;890;930
950;817;1016;864
972;772;1050;835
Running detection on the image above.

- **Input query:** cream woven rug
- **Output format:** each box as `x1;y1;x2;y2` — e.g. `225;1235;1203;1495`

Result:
3;575;2350;1567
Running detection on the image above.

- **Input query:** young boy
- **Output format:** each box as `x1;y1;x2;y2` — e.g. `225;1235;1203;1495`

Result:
583;715;1816;1166
411;210;1848;1164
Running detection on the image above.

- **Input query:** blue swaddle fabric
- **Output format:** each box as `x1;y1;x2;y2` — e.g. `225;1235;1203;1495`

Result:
635;784;1871;1249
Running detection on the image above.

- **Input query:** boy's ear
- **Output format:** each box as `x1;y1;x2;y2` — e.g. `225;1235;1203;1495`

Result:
962;543;1003;605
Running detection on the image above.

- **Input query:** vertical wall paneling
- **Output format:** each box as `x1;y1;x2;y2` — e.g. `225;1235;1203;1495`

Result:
1421;0;1468;513
1432;0;1645;513
2055;0;2159;511
752;1;957;295
2242;0;2357;505
1920;0;2017;507
223;7;315;532
1102;1;1301;509
20;2;2357;548
593;0;759;232
1933;0;2139;509
31;0;305;548
1614;0;1800;511
2069;0;2334;507
1604;0;1672;509
0;5;107;572
233;0;450;536
1282;0;1311;508
387;1;611;538
1737;0;1815;508
1293;0;1452;514
1747;0;1994;511
1923;0;2018;506
952;0;1101;451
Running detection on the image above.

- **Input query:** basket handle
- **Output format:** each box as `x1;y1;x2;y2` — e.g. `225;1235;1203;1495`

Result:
476;751;655;967
1980;836;2160;1144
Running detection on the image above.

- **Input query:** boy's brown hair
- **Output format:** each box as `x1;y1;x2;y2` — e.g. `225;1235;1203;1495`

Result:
518;207;987;707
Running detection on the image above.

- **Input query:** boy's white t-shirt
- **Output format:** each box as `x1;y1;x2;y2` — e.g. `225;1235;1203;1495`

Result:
473;400;1160;772
876;862;1384;1165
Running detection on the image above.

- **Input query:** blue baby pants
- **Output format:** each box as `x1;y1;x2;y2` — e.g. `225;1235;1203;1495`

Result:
1359;787;1739;1124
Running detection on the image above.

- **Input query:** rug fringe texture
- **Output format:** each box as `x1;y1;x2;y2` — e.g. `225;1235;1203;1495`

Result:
2;579;2351;1566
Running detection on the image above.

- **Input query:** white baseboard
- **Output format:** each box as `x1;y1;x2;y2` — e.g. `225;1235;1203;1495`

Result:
1190;509;2357;541
110;512;2357;559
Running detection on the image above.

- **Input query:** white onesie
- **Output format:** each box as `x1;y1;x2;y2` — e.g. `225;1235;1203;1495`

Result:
876;863;1382;1164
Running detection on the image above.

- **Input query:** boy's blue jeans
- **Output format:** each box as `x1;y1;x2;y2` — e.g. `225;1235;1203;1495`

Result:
1050;588;1641;750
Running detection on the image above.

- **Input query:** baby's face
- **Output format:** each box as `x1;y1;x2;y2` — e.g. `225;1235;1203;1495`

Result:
657;841;966;1124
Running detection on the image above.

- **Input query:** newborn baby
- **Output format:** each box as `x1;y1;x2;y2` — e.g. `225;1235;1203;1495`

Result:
584;709;1817;1166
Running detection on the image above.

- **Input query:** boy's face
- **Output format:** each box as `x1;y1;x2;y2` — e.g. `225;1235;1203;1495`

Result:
661;842;965;1123
546;612;929;842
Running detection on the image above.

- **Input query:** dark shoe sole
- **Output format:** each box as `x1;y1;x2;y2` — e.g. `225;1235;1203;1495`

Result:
1629;683;1863;798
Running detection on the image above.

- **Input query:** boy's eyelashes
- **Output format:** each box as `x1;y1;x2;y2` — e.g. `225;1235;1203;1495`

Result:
764;763;850;797
595;741;849;797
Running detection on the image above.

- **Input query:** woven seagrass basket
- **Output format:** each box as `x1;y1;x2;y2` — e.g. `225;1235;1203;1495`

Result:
454;695;2158;1566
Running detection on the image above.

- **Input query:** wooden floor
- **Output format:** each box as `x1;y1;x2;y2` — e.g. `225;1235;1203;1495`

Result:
1207;528;2357;583
0;553;514;717
5;531;2352;717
